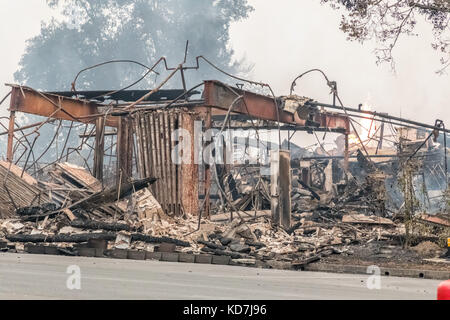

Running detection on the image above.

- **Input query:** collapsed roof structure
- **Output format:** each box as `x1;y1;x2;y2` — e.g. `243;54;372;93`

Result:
0;55;448;273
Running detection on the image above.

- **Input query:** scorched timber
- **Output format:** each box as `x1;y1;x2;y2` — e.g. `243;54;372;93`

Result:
72;177;157;211
6;232;190;247
19;177;157;220
70;219;132;231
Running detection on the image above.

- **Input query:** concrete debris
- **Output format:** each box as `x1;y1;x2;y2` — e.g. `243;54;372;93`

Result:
419;214;450;227
279;95;315;117
411;241;446;258
114;232;131;249
134;187;166;220
1;220;25;233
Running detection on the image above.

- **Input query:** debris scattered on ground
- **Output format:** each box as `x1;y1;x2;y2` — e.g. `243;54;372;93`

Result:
411;241;446;258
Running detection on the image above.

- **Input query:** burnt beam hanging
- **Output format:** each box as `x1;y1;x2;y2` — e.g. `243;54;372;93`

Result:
8;84;118;127
203;80;350;133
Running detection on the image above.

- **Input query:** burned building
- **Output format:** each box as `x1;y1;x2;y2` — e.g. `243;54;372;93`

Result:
0;61;448;272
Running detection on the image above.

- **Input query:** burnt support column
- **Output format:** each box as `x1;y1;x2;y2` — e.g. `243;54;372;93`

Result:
93;117;105;181
203;109;212;218
344;133;349;175
180;113;199;215
117;116;133;184
271;150;291;229
270;150;280;226
377;122;385;152
279;150;291;229
6;111;15;162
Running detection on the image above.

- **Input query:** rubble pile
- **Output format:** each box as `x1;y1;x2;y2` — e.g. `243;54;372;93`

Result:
329;172;387;216
0;161;48;219
0;194;419;270
0;157;448;271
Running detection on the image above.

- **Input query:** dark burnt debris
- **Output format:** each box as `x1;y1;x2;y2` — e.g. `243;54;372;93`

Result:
0;61;448;273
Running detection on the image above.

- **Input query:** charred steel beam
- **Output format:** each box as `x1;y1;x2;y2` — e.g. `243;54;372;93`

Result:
307;101;450;134
48;89;200;103
298;155;398;160
203;80;350;133
79;131;116;138
0;119;57;136
212;115;346;132
211;125;346;133
7;84;118;127
203;81;350;132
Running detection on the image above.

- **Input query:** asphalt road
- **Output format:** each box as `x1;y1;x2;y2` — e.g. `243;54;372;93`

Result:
0;253;441;299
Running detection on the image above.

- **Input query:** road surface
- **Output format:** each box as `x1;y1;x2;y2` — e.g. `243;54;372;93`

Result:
0;253;440;299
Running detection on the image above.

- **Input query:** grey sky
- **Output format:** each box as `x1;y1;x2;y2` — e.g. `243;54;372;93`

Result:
0;0;448;126
0;1;56;111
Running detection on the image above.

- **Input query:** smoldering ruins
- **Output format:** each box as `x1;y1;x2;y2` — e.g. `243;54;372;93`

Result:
0;55;448;278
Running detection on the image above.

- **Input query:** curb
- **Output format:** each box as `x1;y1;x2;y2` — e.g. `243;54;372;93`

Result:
19;245;449;279
23;245;231;266
303;263;450;280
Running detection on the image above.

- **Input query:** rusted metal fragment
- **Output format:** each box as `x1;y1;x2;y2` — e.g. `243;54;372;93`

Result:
203;80;349;133
8;85;118;127
419;214;450;227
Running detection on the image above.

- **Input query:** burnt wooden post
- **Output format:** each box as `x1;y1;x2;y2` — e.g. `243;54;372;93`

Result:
6;111;15;162
344;132;349;178
117;116;133;185
377;119;386;152
180;113;199;215
279;150;291;229
203;108;212;218
270;150;291;229
270;150;280;226
93;116;105;181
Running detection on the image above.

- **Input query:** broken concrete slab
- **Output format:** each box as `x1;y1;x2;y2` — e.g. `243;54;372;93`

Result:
146;251;162;260
212;255;231;265
127;250;146;260
109;248;128;259
157;242;176;253
195;254;212;264
229;243;251;253
24;244;45;254
179;253;196;263
161;252;179;262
